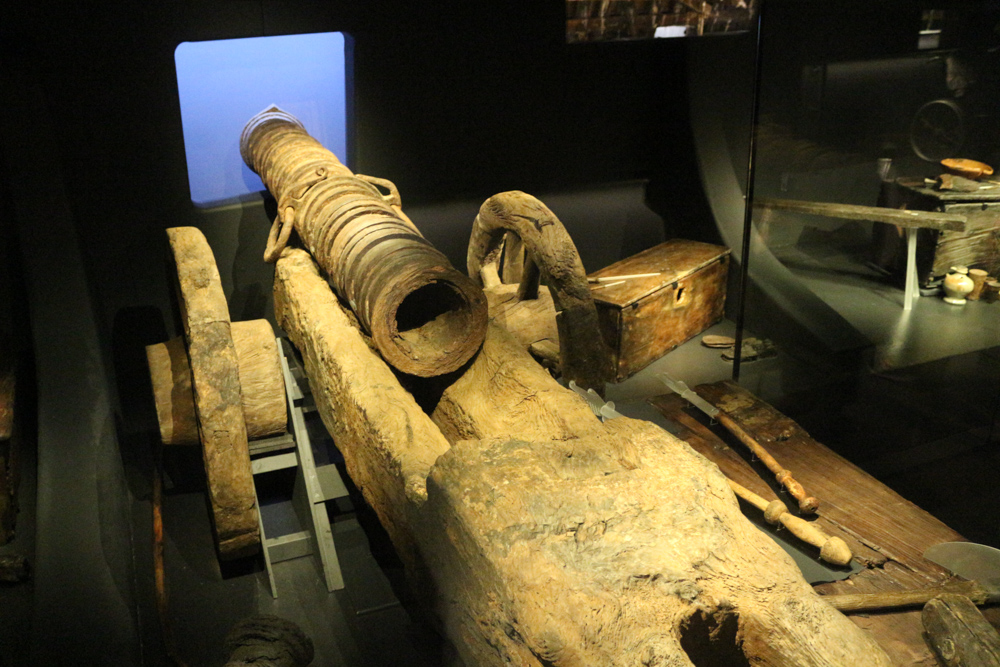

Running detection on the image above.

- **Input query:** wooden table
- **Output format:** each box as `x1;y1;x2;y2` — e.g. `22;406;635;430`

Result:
651;380;994;666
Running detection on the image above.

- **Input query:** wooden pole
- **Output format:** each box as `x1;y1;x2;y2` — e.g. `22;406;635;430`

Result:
716;410;820;513
827;582;998;614
727;478;850;565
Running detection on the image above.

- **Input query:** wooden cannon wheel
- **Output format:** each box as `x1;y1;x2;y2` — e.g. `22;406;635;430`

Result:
151;227;271;560
467;191;612;394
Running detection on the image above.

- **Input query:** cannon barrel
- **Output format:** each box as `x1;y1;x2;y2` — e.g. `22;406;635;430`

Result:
241;107;487;377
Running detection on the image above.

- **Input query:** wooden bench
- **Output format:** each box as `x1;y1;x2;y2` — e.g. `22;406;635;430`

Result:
754;197;967;311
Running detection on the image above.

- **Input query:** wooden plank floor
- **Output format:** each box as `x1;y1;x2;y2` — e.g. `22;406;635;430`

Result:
651;380;979;666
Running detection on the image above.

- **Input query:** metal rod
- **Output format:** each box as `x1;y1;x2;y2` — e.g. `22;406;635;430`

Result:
904;228;918;310
733;1;765;382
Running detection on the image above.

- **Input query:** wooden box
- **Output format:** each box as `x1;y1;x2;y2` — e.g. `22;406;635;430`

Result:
913;199;1000;284
590;239;730;382
877;182;1000;284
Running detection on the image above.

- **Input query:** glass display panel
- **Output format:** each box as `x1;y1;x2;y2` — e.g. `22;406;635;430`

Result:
735;1;1000;546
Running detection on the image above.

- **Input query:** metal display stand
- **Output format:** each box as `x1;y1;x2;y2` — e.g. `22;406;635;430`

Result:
249;338;350;597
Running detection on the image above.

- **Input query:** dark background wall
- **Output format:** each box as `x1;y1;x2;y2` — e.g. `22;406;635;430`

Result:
1;0;719;466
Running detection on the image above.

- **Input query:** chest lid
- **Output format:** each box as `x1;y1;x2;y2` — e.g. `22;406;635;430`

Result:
588;239;730;308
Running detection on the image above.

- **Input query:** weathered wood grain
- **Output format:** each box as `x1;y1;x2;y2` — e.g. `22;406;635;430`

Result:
484;283;559;354
229;320;287;441
754;197;967;231
276;249;891;666
715;408;818;513
468;191;611;393
168;227;259;559
652;385;969;666
273;248;450;570
428;346;891;666
726;478;849;565
926;203;1000;279
694;381;962;573
429;320;600;447
830;580;995;613
923;594;1000;667
146;319;286;447
146;335;199;446
900;180;1000;204
883;183;1000;283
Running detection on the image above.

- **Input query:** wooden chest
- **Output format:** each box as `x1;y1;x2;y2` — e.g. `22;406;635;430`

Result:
589;239;730;382
898;183;1000;284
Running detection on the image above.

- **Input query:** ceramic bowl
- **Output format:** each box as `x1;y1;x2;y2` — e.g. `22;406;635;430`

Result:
941;158;994;180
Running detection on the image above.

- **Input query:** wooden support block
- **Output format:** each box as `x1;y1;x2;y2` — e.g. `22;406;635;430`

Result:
146;320;286;446
923;594;1000;667
273;248;450;571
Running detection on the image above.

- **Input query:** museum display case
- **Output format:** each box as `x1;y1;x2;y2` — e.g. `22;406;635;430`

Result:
730;0;1000;545
1;0;1000;664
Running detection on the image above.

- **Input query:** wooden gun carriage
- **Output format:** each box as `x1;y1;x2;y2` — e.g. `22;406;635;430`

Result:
148;109;893;665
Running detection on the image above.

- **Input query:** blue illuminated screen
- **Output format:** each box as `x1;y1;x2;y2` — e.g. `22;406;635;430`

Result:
174;32;348;207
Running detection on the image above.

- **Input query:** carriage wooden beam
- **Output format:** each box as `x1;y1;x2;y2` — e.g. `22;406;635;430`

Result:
273;246;891;666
